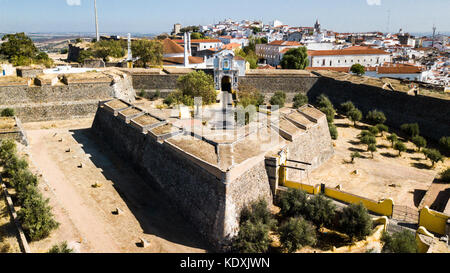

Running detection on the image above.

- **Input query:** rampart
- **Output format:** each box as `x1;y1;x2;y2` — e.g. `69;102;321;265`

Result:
128;69;450;141
0;70;135;122
90;99;334;248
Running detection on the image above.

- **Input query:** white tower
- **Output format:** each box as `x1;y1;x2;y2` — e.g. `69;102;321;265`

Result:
127;33;132;61
184;32;189;67
94;0;100;42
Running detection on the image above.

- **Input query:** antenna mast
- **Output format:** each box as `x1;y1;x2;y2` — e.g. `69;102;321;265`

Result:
94;0;100;42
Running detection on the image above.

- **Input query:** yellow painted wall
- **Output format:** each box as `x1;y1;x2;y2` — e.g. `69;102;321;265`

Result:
419;206;449;235
284;181;320;195
324;188;394;216
416;226;434;253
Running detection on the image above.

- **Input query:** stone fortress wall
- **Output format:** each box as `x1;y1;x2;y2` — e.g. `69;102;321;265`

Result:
0;69;135;122
90;98;333;249
129;69;450;141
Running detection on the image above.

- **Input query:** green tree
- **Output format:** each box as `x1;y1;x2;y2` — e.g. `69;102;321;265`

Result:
237;83;264;108
240;199;276;229
278;189;309;218
340;101;355;116
316;94;333;109
305;194;337;228
1;108;15;117
280;47;309;69
394;141;407;156
293;93;308;109
48;241;73;253
361;135;377;151
17;193;59;241
422;149;444;168
279;217;317;253
232;221;272;253
375;124;389;137
0;33;53;67
368;126;379;136
338;203;372;241
439;136;450;156
387;133;398;148
412;136;427;152
176;71;216;105
350;64;365;76
269;91;287;108
348;108;362;127
366;110;387;125
190;32;204;39
2;154;28;178
368;144;377;158
351;151;361;163
440;168;450;182
400;123;420;139
381;231;418;253
132;39;163;68
328;122;338;140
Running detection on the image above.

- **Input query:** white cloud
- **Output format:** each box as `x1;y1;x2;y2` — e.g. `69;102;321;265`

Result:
66;0;81;6
367;0;381;5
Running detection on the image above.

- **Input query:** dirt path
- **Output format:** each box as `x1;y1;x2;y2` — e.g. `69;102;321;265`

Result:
23;118;207;253
27;129;121;253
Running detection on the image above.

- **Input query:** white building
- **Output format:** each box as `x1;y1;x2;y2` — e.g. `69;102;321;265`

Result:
308;46;391;68
256;40;303;66
0;63;15;76
270;20;283;28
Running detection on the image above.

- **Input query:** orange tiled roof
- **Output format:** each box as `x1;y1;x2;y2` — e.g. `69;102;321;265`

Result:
268;40;302;46
223;43;241;50
163;56;204;65
377;66;422;74
162;38;185;54
308;46;389;56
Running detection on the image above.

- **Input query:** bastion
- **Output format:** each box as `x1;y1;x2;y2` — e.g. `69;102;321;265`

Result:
91;98;334;248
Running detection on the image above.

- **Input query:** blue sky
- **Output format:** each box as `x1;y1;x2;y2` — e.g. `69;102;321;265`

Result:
0;0;449;34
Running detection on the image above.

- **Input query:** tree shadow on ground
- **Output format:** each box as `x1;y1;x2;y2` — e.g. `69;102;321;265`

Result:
315;231;351;251
348;140;361;146
381;152;397;158
355;124;369;131
411;162;431;170
335;123;350;128
413;189;427;207
377;144;389;149
411;157;424;161
70;128;211;252
348;147;366;154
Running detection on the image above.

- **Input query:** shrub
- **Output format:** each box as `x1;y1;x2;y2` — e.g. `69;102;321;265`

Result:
137;90;146;98
48;241;73;253
350;64;365;76
11;169;39;205
293;93;308;109
321;107;336;123
176;71;216;105
163;93;176;106
387;133;398;148
340;101;355;116
328;122;338;140
1;108;15;117
439;136;450;156
368;126;379;136
278;189;309;218
375;124;389;136
2;154;28;178
338;203;372;240
305;194;337;228
440;168;450;182
366;110;386;125
279;217;317;253
368;144;377;158
423;149;444;168
237;83;264;108
0;139;17;164
232;221;272;253
412;136;427;152
348;108;362;126
351;152;361;163
381;231;418;253
361;135;377;151
316;94;333;109
269;91;287;108
400;123;420;139
240;199;276;228
394;141;407;156
17;193;59;241
359;130;374;138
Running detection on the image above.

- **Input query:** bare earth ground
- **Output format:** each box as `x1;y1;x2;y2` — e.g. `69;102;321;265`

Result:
22;118;207;253
0;192;21;253
293;117;449;209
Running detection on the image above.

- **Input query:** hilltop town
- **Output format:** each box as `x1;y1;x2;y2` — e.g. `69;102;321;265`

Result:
0;3;449;257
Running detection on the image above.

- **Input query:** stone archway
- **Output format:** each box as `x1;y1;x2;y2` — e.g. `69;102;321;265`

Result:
221;76;232;93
